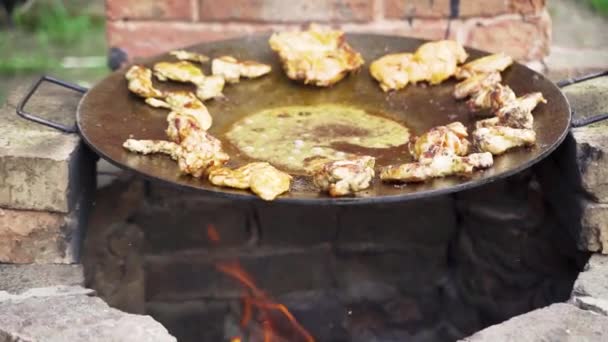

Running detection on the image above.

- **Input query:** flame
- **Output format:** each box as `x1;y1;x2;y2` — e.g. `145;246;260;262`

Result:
207;225;315;342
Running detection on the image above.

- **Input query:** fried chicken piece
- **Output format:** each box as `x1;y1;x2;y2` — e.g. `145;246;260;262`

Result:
211;56;272;84
249;165;292;201
268;24;364;87
209;162;291;201
473;126;536;155
413;40;469;85
370;40;467;91
123;139;182;160
154;61;205;83
311;156;375;197
153;60;225;100
195;75;226;101
369;53;413;92
125;65;163;98
456;53;513;80
123;130;229;178
380;152;493;183
466;83;517;112
494;92;546;129
453;72;501;99
474;91;546;129
170;50;210;64
146;92;213;134
410;122;470;161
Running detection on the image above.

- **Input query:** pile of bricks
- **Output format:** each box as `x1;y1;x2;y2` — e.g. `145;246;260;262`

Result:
0;82;95;264
105;0;550;62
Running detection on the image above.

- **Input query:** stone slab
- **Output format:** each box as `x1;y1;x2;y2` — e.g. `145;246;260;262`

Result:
0;82;96;213
461;303;608;342
0;293;176;342
0;264;83;294
571;254;608;315
0;200;86;264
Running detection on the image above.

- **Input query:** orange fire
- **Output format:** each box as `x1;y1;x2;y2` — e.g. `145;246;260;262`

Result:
207;225;315;342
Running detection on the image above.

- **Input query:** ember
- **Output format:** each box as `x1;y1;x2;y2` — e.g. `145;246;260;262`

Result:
207;225;315;342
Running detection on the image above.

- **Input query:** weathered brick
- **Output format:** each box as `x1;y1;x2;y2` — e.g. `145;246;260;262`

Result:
145;247;333;301
0;83;96;213
254;203;339;246
134;202;251;253
106;0;195;21
146;300;232;342
336;197;456;247
199;0;373;22
384;0;450;19
463;11;551;61
0;264;83;294
0;206;83;264
106;21;279;59
342;18;457;41
579;201;608;254
384;0;546;19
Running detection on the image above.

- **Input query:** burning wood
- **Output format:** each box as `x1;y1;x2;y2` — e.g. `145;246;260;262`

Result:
207;225;315;342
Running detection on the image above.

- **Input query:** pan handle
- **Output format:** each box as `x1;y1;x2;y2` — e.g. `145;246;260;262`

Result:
16;75;88;133
557;71;608;128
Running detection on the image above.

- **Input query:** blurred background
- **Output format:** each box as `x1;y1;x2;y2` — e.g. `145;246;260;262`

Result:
0;0;607;104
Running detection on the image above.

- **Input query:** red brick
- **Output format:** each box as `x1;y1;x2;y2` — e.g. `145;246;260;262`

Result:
106;0;195;21
384;0;450;19
384;0;546;19
106;21;280;59
343;18;458;41
198;0;374;23
464;11;551;61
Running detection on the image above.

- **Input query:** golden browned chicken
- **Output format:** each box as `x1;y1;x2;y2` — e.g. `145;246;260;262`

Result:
466;83;517;112
122;139;182;160
268;24;364;87
413;40;468;85
453;72;501;99
145;91;213;133
311;156;375;197
472;126;536;155
494;92;546;129
154;61;205;83
170;50;210;64
123;129;229;178
410;122;470;161
125;65;164;98
380;152;493;183
195;75;226;101
153;60;225;101
455;53;514;80
369;53;413;92
211;56;272;84
208;162;291;200
370;40;467;91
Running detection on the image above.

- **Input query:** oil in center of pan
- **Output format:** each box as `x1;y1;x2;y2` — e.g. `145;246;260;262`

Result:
226;104;411;173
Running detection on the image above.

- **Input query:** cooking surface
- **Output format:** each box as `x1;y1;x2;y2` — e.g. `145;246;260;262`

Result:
76;34;571;204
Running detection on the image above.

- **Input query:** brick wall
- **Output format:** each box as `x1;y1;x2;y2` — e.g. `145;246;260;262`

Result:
105;0;550;62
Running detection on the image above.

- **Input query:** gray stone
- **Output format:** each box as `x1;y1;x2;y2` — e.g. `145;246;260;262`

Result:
563;76;608;204
0;293;176;342
0;203;87;264
571;254;608;314
579;201;608;253
0;264;83;294
0;82;96;213
460;303;608;342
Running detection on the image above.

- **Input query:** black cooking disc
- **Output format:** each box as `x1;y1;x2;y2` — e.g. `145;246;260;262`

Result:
76;34;571;204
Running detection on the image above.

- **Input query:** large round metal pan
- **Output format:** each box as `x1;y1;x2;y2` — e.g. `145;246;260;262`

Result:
75;34;571;205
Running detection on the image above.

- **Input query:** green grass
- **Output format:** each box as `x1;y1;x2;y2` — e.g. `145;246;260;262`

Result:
590;0;608;15
0;0;108;104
